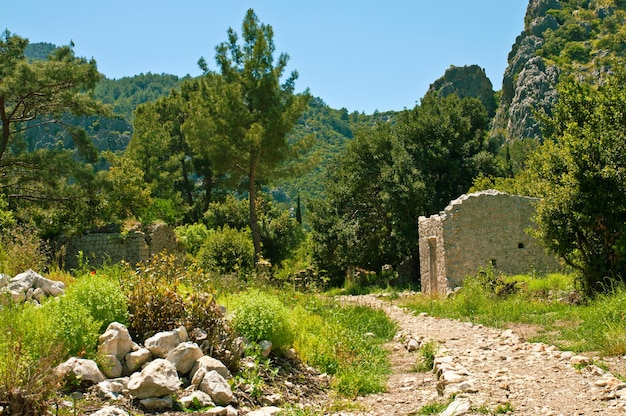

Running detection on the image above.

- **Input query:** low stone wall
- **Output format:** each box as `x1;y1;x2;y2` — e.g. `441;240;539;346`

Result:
61;223;180;270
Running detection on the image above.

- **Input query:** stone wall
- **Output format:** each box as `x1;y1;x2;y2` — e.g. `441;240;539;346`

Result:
61;223;180;270
418;190;560;295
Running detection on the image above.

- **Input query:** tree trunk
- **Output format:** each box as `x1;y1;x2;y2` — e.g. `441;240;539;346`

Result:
248;168;262;263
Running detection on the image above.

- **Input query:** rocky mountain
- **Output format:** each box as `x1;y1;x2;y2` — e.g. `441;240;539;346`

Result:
427;65;497;117
492;0;626;142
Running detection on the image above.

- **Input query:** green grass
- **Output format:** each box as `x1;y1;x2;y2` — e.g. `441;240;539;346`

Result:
402;271;626;355
290;295;397;397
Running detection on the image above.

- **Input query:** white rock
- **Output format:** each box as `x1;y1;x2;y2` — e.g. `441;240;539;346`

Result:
35;275;65;296
200;370;234;406
139;395;174;411
90;406;129;416
96;378;128;400
127;359;181;399
125;348;152;373
191;356;232;384
98;322;136;361
145;328;184;358
570;355;593;366
99;354;123;379
166;341;203;375
441;397;472;416
406;338;420;352
178;390;215;409
246;406;282;416
55;357;106;386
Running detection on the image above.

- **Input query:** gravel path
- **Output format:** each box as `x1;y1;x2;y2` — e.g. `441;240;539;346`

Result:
336;294;626;416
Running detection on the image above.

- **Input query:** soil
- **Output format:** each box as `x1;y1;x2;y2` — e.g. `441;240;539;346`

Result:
335;293;626;416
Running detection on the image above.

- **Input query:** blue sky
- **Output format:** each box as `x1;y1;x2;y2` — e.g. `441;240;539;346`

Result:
4;1;528;113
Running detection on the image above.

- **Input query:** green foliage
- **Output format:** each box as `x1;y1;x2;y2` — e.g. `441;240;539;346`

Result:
227;289;294;351
46;296;102;357
528;68;626;294
196;226;255;275
121;253;238;368
412;340;438;373
310;94;500;281
0;301;63;416
175;222;210;256
292;298;395;397
63;270;128;332
0;225;48;276
189;9;311;260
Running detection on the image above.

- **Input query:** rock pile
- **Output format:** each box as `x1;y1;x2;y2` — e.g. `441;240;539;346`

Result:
55;322;240;414
0;269;65;303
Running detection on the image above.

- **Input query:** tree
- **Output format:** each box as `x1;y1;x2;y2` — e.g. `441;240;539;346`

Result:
186;9;310;262
528;70;626;294
309;94;499;281
0;30;103;166
0;30;108;234
128;80;215;223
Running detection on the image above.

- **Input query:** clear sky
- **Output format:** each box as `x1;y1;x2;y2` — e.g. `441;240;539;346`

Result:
4;1;528;114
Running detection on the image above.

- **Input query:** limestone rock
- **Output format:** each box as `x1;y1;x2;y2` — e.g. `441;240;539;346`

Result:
96;378;129;400
126;347;152;373
139;395;174;411
178;390;215;409
90;406;129;416
55;357;106;386
259;340;273;358
127;359;181;399
441;397;472;416
144;327;186;358
35;275;65;296
191;356;232;384
99;354;123;379
199;370;234;406
166;341;203;375
98;322;136;361
246;407;282;416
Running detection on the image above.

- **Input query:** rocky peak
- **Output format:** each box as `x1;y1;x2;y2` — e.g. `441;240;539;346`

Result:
427;65;497;117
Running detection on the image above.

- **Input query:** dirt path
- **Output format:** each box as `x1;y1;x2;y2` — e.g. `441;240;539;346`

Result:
336;294;626;416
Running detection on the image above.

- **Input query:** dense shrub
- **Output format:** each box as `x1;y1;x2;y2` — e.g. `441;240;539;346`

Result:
175;222;210;256
46;296;102;358
196;226;255;275
228;289;294;352
63;270;128;332
0;301;63;416
0;226;48;276
121;253;240;369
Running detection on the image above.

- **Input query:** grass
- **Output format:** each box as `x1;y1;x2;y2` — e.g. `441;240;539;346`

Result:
402;270;626;356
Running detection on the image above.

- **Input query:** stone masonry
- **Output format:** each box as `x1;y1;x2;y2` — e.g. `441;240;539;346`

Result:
418;190;560;295
61;223;180;270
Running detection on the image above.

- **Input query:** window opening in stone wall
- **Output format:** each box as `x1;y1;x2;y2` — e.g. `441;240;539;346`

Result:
518;243;525;249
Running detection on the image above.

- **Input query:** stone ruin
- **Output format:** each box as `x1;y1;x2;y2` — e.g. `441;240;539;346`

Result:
60;222;181;269
418;190;560;296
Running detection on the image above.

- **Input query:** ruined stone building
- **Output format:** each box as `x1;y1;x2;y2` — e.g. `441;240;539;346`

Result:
418;190;560;295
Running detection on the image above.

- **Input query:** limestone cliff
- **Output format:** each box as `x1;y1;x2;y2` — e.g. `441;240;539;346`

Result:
493;0;626;142
427;65;497;117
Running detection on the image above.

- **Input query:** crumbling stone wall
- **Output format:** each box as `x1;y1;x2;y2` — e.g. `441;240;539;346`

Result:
61;223;180;270
418;190;560;295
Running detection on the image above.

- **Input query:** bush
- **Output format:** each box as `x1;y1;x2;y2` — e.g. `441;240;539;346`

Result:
121;253;239;369
228;289;294;352
196;226;255;275
46;296;102;358
0;226;48;276
63;269;128;332
0;301;63;415
175;222;210;256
